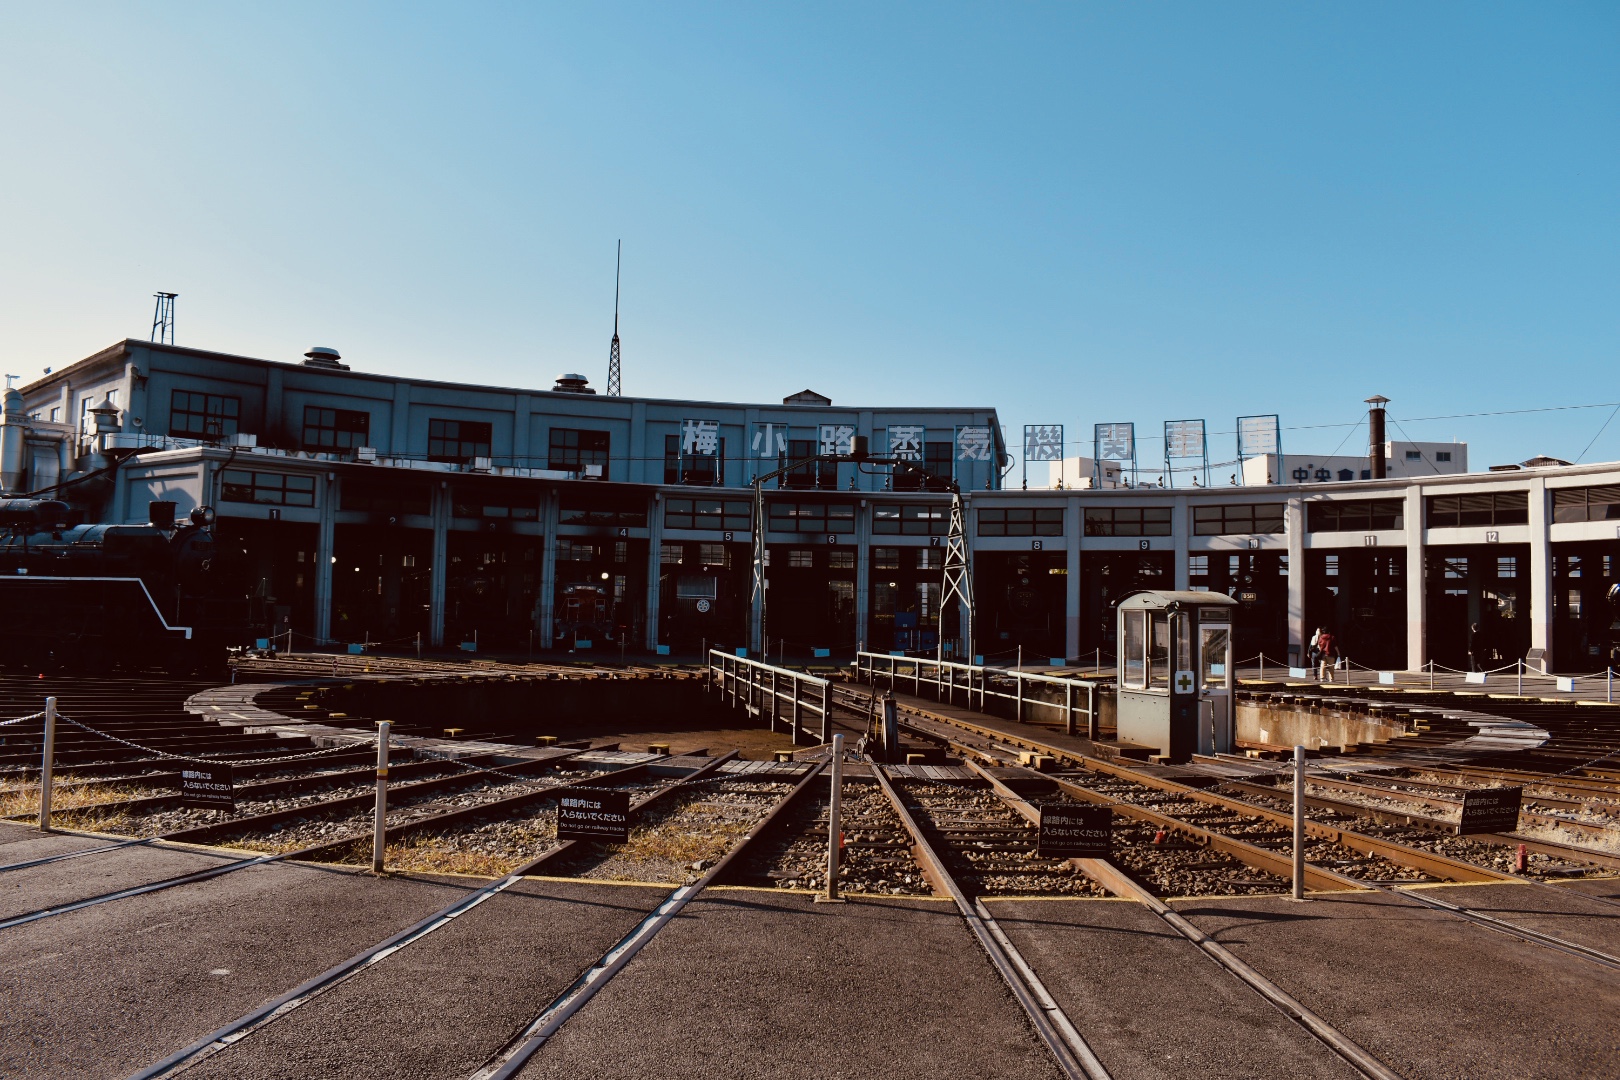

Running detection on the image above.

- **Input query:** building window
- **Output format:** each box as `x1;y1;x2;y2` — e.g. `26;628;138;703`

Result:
664;434;726;485
828;550;855;570
1426;491;1528;528
916;547;942;570
1083;506;1172;537
560;497;647;528
698;543;730;568
782;439;839;490
767;501;856;534
1552;485;1620;524
894;442;953;491
170;390;239;439
787;549;815;569
1567;589;1583;617
1405;450;1423;461
452;490;539;520
221;470;315;507
1443;557;1467;579
1188;554;1209;577
663;498;750;531
1191;504;1285;536
1436;452;1452;462
548;428;610;475
557;539;596;562
428;419;492;463
1497;556;1518;578
302;406;369;451
978;507;1063;537
874;547;901;570
48;407;60;422
1306;499;1403;532
1324;554;1339;577
873;504;949;535
660;543;684;566
340;482;431;516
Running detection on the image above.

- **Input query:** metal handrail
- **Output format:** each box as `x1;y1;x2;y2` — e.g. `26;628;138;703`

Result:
854;651;1102;739
707;650;832;745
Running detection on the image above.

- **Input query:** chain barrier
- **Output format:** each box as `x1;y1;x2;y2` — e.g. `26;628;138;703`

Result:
55;715;362;767
0;711;44;728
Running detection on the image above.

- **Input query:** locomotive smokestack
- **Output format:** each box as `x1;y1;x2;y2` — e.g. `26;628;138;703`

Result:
1366;395;1389;480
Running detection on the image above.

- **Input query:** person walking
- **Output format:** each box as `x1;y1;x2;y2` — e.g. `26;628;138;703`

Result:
1316;628;1337;682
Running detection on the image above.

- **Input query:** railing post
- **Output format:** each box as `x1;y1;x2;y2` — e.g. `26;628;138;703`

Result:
1088;684;1099;740
1517;658;1523;697
791;677;802;746
372;720;391;874
822;733;844;903
1292;744;1306;901
1016;672;1025;724
821;681;830;743
38;696;56;831
1609;666;1613;704
770;670;778;732
1065;681;1075;736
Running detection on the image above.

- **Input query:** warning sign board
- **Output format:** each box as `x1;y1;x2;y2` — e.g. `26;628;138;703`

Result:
1037;804;1111;858
557;787;632;843
179;762;235;811
1459;786;1522;835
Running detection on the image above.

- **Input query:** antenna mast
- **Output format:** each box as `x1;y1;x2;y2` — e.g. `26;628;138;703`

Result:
151;292;177;345
606;242;622;397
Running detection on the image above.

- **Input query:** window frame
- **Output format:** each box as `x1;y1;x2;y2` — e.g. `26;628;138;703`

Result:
428;418;493;463
301;405;370;451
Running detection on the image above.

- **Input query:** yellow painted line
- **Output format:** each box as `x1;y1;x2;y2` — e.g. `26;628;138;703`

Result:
519;874;671;889
980;894;1137;904
1392;878;1539;892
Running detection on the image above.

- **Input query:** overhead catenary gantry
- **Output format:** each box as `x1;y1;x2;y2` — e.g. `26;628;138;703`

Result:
749;438;972;660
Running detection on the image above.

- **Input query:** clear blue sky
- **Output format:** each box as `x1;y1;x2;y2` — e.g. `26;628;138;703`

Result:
2;3;1615;472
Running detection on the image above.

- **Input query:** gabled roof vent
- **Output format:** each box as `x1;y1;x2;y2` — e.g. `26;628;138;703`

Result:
302;347;349;371
783;388;832;406
553;373;596;395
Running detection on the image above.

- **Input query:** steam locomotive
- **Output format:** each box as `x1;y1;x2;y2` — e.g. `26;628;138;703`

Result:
0;499;248;672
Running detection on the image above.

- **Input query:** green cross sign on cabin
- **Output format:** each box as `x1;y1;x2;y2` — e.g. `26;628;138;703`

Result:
1173;670;1196;694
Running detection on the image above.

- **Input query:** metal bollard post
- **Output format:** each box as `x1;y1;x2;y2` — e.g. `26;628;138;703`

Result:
372;721;391;873
1517;658;1523;697
38;697;56;831
1608;667;1613;704
1429;658;1435;691
416;631;422;660
1292;744;1305;901
820;733;845;903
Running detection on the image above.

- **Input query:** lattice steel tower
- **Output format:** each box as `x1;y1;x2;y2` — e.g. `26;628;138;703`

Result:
606;242;622;396
150;292;177;345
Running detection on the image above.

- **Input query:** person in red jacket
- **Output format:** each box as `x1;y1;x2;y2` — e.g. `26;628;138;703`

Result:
1315;628;1337;682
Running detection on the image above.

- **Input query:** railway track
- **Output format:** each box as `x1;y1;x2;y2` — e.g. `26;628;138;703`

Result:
119;755;820;1079
847;682;1620;976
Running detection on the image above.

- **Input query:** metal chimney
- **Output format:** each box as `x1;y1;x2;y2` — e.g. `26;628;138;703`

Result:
1366;395;1389;479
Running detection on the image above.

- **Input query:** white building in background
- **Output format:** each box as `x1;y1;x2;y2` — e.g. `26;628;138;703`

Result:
1029;456;1124;489
1239;441;1468;487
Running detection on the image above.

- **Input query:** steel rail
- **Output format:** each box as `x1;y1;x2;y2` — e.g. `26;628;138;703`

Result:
870;762;1111;1080
956;758;1403;1080
124;754;773;1080
468;757;827;1080
883;695;1520;885
1218;776;1620;875
961;759;1365;894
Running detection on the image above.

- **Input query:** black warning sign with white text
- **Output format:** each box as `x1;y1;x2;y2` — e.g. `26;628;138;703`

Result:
1459;786;1522;835
179;762;235;811
1037;804;1111;858
557;787;631;843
